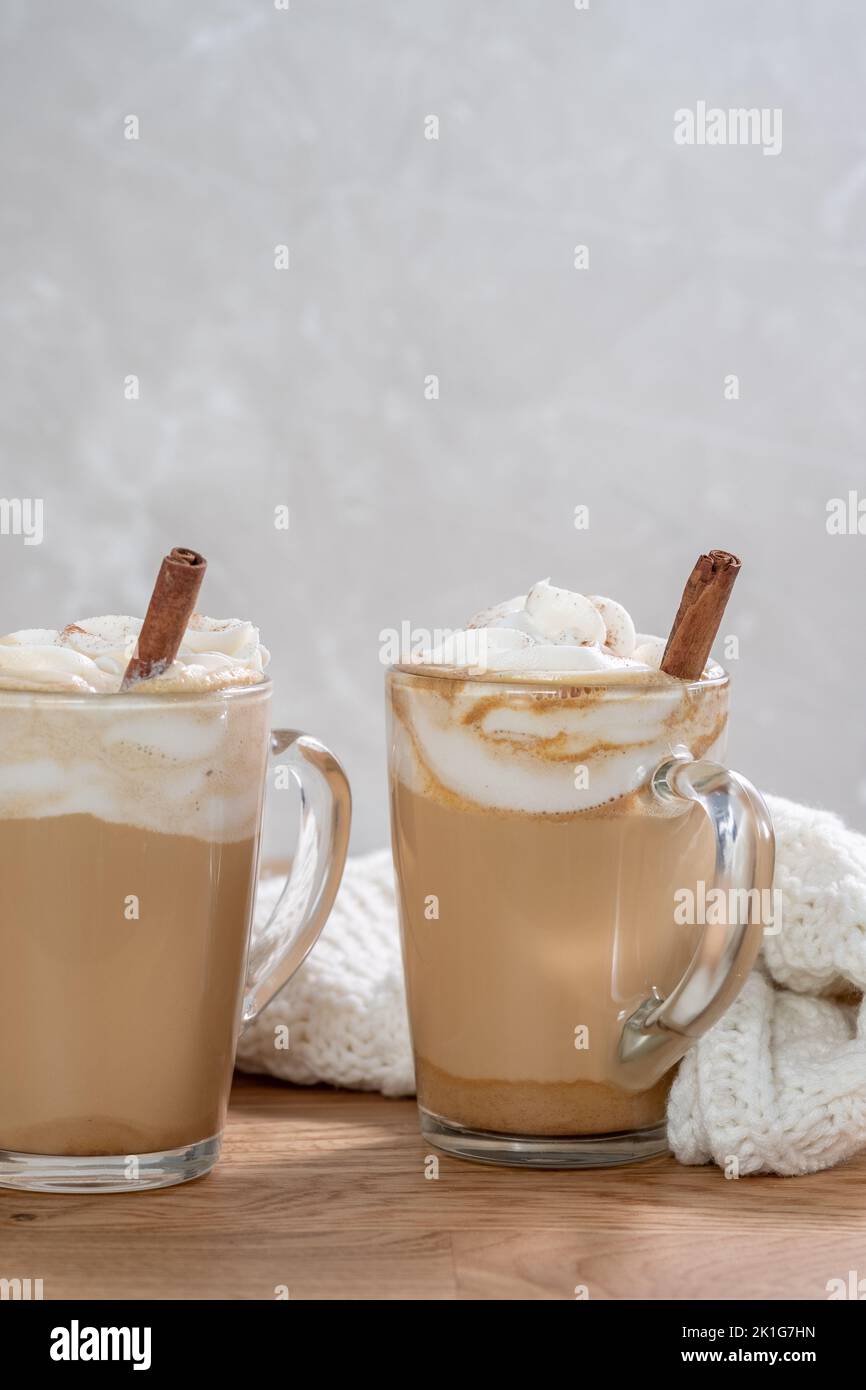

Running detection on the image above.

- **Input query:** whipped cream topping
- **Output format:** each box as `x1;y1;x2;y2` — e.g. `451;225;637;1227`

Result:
0;615;272;836
0;615;270;694
390;579;727;814
418;579;671;675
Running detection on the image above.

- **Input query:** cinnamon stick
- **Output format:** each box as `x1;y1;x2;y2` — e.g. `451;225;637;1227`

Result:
660;550;740;680
120;547;207;689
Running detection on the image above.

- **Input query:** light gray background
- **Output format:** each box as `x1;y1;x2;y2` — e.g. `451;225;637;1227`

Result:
1;0;864;849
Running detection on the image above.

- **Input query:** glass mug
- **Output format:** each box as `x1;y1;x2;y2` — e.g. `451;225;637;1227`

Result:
387;665;774;1167
0;681;350;1192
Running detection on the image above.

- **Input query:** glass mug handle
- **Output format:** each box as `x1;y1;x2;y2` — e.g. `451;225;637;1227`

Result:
241;730;352;1024
618;754;775;1086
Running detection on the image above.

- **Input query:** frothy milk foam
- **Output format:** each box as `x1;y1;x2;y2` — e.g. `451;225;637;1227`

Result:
397;578;725;816
388;580;727;1140
0;615;270;840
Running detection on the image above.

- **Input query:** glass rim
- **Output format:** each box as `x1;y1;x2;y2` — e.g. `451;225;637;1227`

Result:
386;663;728;695
0;676;273;708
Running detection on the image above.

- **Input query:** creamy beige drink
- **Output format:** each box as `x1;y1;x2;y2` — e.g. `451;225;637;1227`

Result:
0;816;261;1155
387;580;732;1160
0;615;270;1165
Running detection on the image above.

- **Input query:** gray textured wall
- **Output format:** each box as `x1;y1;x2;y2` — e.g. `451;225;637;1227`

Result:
1;0;864;849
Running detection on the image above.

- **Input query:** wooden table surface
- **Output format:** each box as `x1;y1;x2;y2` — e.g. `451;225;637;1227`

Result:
3;1075;864;1301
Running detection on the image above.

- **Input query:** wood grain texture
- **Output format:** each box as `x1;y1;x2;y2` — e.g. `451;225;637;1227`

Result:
2;1077;864;1301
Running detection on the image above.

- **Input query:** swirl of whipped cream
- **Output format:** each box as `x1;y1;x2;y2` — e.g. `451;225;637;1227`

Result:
392;579;727;813
419;579;667;675
0;615;270;694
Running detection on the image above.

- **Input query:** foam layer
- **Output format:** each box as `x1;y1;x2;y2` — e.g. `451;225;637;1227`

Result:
391;672;728;814
0;614;270;694
391;579;728;814
419;579;670;676
0;687;271;839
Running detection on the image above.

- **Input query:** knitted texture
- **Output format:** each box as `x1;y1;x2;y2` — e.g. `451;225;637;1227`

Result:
236;794;866;1176
235;850;414;1096
667;794;866;1175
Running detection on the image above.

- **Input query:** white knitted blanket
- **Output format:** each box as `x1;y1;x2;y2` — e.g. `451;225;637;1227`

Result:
235;795;866;1176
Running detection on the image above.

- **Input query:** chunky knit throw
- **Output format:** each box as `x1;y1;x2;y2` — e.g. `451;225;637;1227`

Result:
236;849;414;1097
235;795;866;1176
667;795;866;1175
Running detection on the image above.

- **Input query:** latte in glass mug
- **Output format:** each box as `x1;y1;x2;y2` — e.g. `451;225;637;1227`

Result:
387;578;774;1167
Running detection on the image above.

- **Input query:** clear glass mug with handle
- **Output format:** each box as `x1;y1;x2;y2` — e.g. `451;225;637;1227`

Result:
387;663;775;1167
0;680;350;1192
